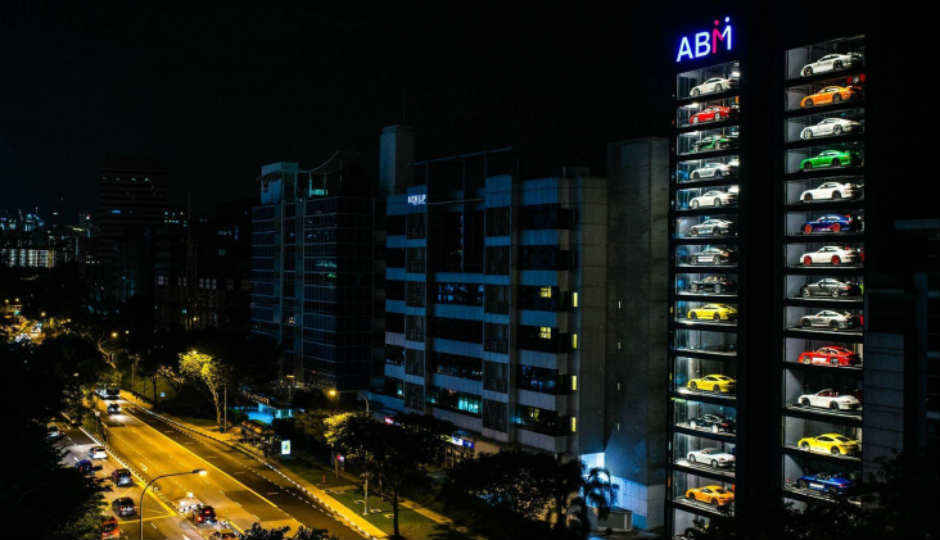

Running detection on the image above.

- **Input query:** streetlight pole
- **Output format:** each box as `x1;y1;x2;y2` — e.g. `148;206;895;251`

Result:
138;469;206;540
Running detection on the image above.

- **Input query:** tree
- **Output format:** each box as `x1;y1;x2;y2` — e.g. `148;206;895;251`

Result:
240;523;338;540
178;349;229;427
445;450;616;539
333;414;450;538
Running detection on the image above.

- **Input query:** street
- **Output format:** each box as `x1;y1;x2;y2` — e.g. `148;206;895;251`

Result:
81;395;360;539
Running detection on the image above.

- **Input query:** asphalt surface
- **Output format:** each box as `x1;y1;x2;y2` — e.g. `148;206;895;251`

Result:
94;397;360;540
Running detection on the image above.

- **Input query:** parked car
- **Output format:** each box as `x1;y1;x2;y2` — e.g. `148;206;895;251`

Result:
800;181;859;202
797;389;861;410
796;472;854;495
686;447;735;468
800;278;860;298
99;516;120;540
797;433;860;456
689;413;735;434
799;310;861;330
111;468;133;487
689;189;737;209
689;76;737;96
800;85;862;108
797;345;860;367
688;274;736;294
75;459;94;475
111;497;136;517
801;52;864;77
88;446;108;460
800;117;862;139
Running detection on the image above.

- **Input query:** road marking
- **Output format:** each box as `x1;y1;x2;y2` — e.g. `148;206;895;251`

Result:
117;515;169;525
125;409;288;516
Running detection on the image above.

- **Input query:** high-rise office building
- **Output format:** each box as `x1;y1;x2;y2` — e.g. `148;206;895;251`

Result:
249;152;382;391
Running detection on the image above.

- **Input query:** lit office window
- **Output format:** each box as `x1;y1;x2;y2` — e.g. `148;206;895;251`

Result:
570;416;577;433
571;333;578;350
540;286;552;298
572;291;579;308
571;375;578;391
539;326;552;339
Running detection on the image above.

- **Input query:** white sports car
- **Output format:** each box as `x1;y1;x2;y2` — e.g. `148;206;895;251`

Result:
88;446;108;460
800;181;858;202
800;118;862;140
799;245;859;266
690;162;734;179
801;52;864;77
688;218;734;237
798;389;860;411
689;77;736;97
686;447;735;468
689;247;736;265
689;190;736;209
799;309;860;330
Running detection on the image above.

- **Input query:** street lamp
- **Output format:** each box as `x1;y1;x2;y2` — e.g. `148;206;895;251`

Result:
110;331;118;339
139;469;206;540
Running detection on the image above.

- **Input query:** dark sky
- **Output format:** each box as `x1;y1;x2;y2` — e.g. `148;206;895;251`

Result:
3;4;702;217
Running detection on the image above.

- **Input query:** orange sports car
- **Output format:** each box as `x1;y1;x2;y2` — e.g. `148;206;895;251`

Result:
800;85;861;108
685;485;735;507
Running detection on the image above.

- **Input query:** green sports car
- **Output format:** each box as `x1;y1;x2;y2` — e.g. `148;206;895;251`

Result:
800;149;861;170
693;135;734;152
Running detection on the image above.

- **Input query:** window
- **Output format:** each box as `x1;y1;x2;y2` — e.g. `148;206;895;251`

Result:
570;417;577;433
435;282;483;306
571;333;578;350
406;248;426;273
432;353;482;380
485;207;511;236
485;246;510;275
405;315;425;341
572;291;579;308
571;375;578;391
428;387;481;416
485;285;510;314
405;349;425;376
539;287;552;299
485;323;509;353
539;326;552;339
406;282;426;307
517;365;561;394
484;362;508;393
483;400;508;431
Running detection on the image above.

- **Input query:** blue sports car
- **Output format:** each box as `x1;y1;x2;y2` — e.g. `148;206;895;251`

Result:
796;472;853;495
802;214;858;234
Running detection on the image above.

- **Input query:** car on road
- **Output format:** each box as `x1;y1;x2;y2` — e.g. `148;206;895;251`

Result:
799;309;860;330
106;403;120;415
111;468;133;487
75;459;94;475
800;181;859;202
88;446;108;460
797;389;860;411
685;485;734;507
689;413;735;434
797;345;860;367
686;447;735;468
801;52;864;77
800;117;862;139
178;497;217;526
99;516;120;540
797;433;860;456
800;278;860;298
796;472;854;495
111;497;136;517
47;424;63;441
210;531;239;540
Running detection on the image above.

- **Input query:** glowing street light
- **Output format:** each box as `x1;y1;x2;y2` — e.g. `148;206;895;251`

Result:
139;469;206;540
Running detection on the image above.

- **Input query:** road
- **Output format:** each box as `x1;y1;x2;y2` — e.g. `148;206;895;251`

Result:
90;397;360;539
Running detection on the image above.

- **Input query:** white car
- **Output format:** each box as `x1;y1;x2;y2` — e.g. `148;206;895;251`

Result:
688;219;734;237
689;247;736;265
689;162;734;179
799;310;860;330
799;245;860;266
88;446;108;460
800;118;862;139
801;52;864;77
687;447;735;468
689;77;736;97
800;181;858;202
689;190;736;209
798;389;860;410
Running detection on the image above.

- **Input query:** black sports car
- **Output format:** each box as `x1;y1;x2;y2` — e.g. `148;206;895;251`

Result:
688;275;736;294
688;413;735;434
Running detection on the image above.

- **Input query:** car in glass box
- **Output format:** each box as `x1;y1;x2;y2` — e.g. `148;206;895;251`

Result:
689;161;736;179
693;135;735;152
688;274;736;294
689;105;736;125
800;117;861;139
800;149;861;170
797;432;860;456
689;189;737;209
688;218;735;237
800;181;859;202
796;472;854;495
799;245;860;266
685;485;735;506
800;278;860;298
687;304;737;321
687;374;736;393
797;388;860;410
689;76;738;96
801;52;864;77
799;310;861;330
689;413;735;434
689;247;736;265
686;447;735;468
797;345;860;367
802;214;859;234
800;85;862;108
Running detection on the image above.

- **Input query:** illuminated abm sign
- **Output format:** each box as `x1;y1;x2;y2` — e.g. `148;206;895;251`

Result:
676;17;733;63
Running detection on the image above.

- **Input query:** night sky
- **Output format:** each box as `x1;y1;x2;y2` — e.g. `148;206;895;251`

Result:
1;3;921;219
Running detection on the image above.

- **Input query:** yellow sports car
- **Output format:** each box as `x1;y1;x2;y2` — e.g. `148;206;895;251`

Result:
687;303;738;321
685;485;735;507
797;433;860;456
687;374;736;393
800;85;861;108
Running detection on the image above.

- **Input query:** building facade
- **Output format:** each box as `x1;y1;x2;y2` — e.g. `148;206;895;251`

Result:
249;153;382;391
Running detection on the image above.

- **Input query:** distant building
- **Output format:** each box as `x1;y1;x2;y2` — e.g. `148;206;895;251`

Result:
250;152;383;391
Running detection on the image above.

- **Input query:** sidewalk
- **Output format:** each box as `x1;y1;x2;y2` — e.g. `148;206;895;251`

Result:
121;391;467;539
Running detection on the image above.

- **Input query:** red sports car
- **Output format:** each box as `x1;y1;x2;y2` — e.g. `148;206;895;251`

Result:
689;105;734;125
797;345;860;367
